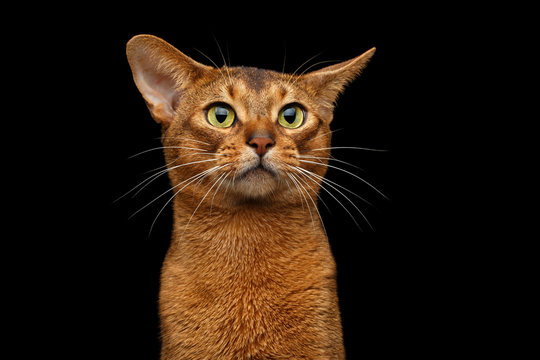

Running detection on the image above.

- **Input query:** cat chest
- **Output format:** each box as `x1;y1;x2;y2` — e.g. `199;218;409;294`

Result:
160;243;334;347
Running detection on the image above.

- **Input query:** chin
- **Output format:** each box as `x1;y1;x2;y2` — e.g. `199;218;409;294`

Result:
232;166;282;200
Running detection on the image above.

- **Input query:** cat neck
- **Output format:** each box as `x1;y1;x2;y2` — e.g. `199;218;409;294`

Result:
170;197;326;264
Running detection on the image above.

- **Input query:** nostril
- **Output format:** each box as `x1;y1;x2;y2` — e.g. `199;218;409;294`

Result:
248;136;275;156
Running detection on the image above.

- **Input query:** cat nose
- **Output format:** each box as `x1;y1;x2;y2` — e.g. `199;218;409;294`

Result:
247;135;275;156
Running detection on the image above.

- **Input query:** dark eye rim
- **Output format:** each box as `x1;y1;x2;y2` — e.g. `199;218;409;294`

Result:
279;103;307;128
205;102;237;127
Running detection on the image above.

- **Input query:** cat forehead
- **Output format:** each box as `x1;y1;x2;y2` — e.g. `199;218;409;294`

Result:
228;67;287;95
193;66;303;116
216;67;298;115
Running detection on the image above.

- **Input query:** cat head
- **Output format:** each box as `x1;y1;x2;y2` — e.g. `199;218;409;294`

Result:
126;35;374;207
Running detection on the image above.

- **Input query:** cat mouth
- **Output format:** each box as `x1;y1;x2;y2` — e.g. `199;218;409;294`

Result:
231;162;281;198
237;163;276;180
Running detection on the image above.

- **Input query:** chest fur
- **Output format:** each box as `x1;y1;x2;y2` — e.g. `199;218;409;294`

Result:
158;211;343;359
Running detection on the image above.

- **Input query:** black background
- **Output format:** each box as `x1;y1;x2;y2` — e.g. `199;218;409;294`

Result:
17;6;486;359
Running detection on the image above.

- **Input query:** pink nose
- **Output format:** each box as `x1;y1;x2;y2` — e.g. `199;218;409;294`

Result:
248;136;275;156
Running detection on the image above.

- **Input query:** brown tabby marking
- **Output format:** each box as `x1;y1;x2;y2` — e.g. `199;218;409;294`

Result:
127;34;375;359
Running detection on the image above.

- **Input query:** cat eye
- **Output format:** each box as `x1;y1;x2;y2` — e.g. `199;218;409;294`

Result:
278;105;304;129
207;104;236;128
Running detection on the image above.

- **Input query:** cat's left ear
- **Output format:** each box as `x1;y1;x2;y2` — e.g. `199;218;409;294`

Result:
300;47;376;113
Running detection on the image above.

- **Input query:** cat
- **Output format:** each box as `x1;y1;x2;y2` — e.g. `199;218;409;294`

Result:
126;34;375;360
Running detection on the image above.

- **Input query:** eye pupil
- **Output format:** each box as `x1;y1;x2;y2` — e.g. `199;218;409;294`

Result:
214;107;229;123
207;105;235;128
282;107;297;124
278;105;304;129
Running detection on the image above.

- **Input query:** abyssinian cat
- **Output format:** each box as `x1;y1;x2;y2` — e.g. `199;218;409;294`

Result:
126;34;375;359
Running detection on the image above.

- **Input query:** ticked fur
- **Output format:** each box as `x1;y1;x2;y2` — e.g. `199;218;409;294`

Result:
127;34;374;359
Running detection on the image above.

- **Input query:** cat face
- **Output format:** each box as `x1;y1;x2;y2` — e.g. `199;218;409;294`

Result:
127;35;374;206
163;67;333;201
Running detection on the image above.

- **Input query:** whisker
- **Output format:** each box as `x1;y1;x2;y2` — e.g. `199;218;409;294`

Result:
148;164;229;236
115;166;170;203
142;155;183;175
226;41;231;72
283;173;294;194
129;146;208;159
287;173;314;226
223;170;235;197
211;34;233;87
295;166;372;207
190;152;228;157
294;166;373;230
285;173;304;211
311;146;388;152
281;41;287;74
130;167;173;198
131;165;222;221
139;148;228;177
285;51;324;87
231;167;239;191
193;47;231;88
297;159;388;200
285;164;332;213
209;170;233;216
309;128;342;142
289;59;340;87
288;169;329;236
180;167;231;239
294;154;363;171
294;166;364;230
116;158;220;203
134;158;220;197
160;137;212;146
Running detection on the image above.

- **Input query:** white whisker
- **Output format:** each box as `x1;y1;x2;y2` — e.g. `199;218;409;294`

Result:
285;173;303;211
135;158;219;197
148;164;229;236
159;137;212;146
289;59;340;87
293;165;372;206
116;158;220;202
288;169;328;236
132;165;221;221
211;34;233;87
295;154;363;170
193;48;231;88
311;146;387;152
142;155;182;175
180;168;231;239
287;173;311;221
129;146;208;159
309;128;342;142
297;159;388;200
222;170;235;198
293;166;363;230
285;51;323;87
190;152;228;157
209;170;233;215
285;164;331;213
294;166;373;230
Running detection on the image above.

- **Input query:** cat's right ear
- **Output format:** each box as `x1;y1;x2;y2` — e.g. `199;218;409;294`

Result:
126;35;213;126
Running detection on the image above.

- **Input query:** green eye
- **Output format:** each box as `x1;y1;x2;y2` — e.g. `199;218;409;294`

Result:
207;105;235;128
278;105;304;129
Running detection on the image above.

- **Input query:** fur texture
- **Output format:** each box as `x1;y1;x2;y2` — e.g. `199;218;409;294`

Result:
126;34;374;359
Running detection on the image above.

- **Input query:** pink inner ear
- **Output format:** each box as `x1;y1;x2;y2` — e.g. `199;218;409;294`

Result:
136;68;180;120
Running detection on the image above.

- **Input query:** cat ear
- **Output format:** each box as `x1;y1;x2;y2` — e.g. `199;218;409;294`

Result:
126;35;213;126
300;47;376;113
